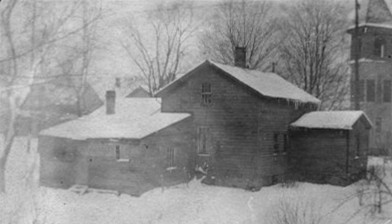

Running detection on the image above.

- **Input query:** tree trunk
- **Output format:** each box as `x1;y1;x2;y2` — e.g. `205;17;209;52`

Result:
0;135;15;193
0;158;5;193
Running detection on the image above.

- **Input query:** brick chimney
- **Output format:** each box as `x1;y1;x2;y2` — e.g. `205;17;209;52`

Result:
106;90;116;115
234;46;246;68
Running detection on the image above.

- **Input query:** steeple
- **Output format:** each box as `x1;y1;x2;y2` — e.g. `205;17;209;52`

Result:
366;0;392;24
347;0;392;156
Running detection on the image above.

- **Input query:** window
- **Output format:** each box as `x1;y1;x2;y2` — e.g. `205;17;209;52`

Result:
115;145;128;162
366;79;375;102
273;132;288;154
201;82;212;106
384;80;391;102
283;134;288;153
376;117;382;133
115;145;120;160
374;37;386;57
197;127;210;154
167;148;176;167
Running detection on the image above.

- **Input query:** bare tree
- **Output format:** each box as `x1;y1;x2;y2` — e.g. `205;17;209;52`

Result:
57;0;103;117
0;0;98;193
278;0;350;110
120;1;198;95
199;0;280;70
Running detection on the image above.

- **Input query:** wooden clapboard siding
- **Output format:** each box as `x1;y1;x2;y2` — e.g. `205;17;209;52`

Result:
160;63;314;189
289;122;369;185
348;118;369;176
38;117;194;196
289;129;348;184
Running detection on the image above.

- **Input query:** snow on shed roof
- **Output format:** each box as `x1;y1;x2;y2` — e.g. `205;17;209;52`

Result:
39;98;191;140
290;111;372;130
157;60;320;104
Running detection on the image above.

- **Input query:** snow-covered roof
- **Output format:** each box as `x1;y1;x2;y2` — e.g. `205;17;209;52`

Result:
125;85;150;98
157;60;320;105
39;98;191;140
290;111;372;130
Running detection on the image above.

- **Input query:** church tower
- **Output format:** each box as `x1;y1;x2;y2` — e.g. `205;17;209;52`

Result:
347;0;392;155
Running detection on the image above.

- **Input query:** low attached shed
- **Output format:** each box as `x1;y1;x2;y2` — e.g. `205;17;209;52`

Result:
39;96;194;196
289;111;372;185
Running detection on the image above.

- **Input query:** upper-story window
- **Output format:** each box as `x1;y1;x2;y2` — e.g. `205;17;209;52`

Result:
115;145;120;160
201;82;212;106
366;79;375;102
383;80;391;102
374;37;386;58
166;148;176;168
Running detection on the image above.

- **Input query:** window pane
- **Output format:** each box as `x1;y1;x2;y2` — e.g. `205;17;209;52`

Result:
201;83;212;106
198;127;209;154
376;117;382;133
283;134;288;152
374;37;386;57
115;145;120;160
366;80;375;102
202;83;211;93
384;80;391;102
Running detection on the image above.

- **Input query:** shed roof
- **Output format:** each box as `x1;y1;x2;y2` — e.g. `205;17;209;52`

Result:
39;98;190;140
156;60;320;105
290;111;372;130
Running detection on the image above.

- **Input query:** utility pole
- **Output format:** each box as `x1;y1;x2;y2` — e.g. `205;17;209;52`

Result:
354;0;361;110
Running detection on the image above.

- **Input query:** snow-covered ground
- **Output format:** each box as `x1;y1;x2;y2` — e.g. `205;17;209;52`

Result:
1;137;391;224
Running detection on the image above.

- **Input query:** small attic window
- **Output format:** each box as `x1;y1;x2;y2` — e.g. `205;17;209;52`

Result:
374;37;386;58
201;82;212;106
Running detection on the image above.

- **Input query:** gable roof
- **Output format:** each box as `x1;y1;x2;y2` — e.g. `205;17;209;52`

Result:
156;60;320;105
290;111;372;130
126;85;150;98
22;77;103;115
39;98;190;140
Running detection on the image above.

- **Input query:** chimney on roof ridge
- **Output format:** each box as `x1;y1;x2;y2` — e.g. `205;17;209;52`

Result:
106;90;116;115
234;46;246;68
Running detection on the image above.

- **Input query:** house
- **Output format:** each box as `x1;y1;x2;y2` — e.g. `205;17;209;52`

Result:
17;77;103;135
347;0;392;155
39;47;371;194
126;85;150;98
39;91;193;195
289;111;372;185
155;48;320;189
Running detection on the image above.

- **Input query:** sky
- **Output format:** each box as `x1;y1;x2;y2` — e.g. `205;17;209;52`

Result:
60;0;353;94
